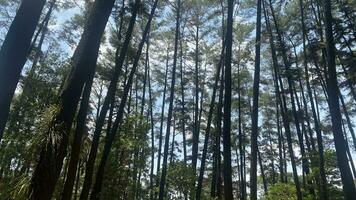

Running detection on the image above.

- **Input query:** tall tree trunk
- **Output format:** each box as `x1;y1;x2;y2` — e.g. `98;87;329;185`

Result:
237;52;246;200
269;0;310;189
61;75;94;200
323;0;356;198
0;0;46;139
258;146;268;195
298;0;328;197
29;0;115;199
147;40;155;200
192;23;200;175
196;38;224;200
89;1;158;198
156;46;170;177
179;31;187;164
339;90;356;151
222;0;234;199
158;1;180;199
211;66;224;200
263;2;302;198
78;0;138;197
250;0;262;198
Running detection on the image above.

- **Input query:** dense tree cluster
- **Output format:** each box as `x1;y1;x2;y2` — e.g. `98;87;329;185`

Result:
0;0;355;199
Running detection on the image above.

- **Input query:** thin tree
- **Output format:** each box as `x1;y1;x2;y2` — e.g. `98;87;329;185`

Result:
78;1;140;199
196;38;225;200
158;0;180;199
89;1;158;198
250;0;262;198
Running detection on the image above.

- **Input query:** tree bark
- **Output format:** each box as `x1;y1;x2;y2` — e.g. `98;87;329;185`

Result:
0;0;46;139
89;1;157;198
323;0;356;198
250;0;262;198
158;1;180;199
29;0;115;199
222;0;234;199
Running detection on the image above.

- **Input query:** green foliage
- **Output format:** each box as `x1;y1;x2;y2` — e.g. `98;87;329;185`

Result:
265;183;297;200
167;161;195;198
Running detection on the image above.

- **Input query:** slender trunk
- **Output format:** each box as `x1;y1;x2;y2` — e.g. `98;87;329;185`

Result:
179;30;187;164
156;47;170;176
78;0;138;197
339;90;356;151
158;1;180;199
61;74;94;200
342;123;356;179
298;0;328;196
276;102;285;182
147;41;155;200
89;1;157;198
250;0;262;198
169;119;176;163
196;39;224;200
258;147;268;195
263;2;302;198
192;23;200;174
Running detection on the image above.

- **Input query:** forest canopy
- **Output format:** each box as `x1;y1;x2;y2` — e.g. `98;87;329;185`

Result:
0;0;355;199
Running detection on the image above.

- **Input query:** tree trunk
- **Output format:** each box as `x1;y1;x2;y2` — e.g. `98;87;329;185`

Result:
196;38;224;200
156;46;170;177
222;0;234;199
263;2;302;198
147;46;155;200
61;75;94;200
29;0;115;199
89;1;157;198
192;23;200;175
323;0;356;198
298;0;328;197
158;1;180;199
0;0;46;139
250;0;262;198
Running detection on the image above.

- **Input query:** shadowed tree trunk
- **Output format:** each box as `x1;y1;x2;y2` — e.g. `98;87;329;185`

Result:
89;1;158;198
250;0;262;198
158;1;180;199
222;0;234;199
263;1;302;198
298;0;328;197
196;38;224;200
323;0;356;198
29;0;116;199
156;46;170;178
78;1;141;199
0;0;46;140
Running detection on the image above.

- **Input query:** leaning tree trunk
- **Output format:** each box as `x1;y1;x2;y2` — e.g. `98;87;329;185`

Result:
29;0;115;199
0;0;46;140
89;1;158;199
263;2;302;198
298;0;328;197
323;0;356;199
78;2;140;199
